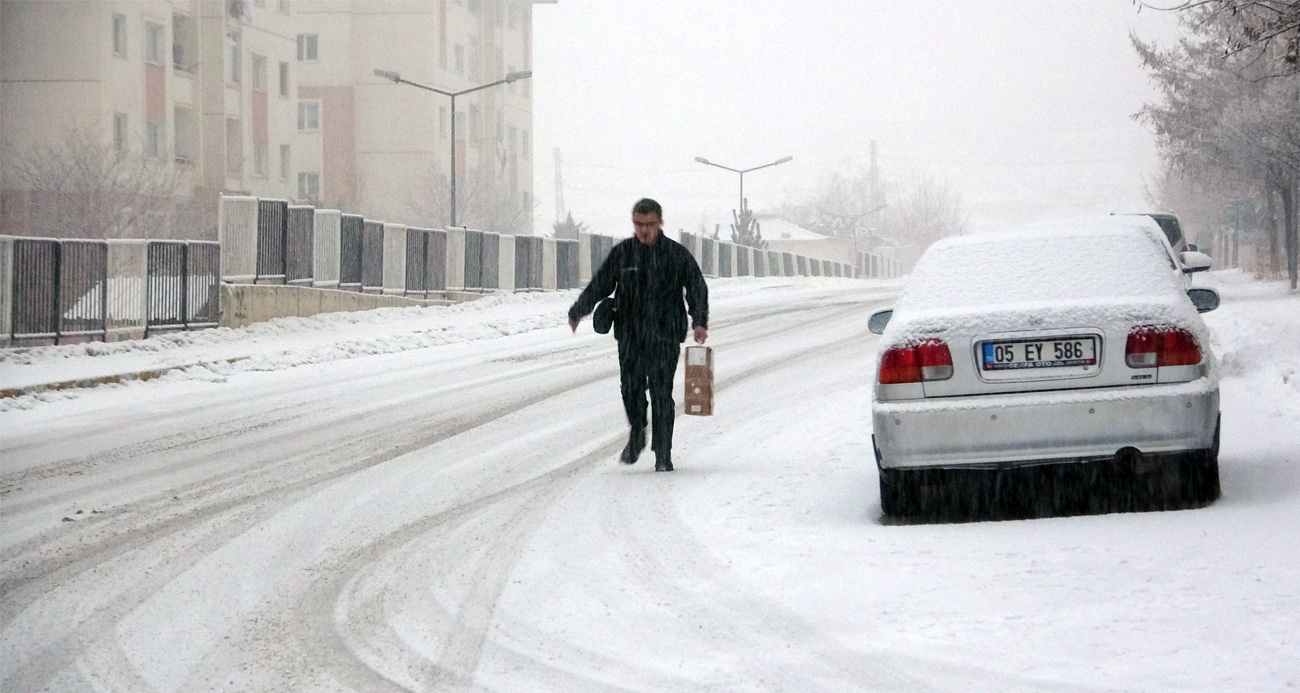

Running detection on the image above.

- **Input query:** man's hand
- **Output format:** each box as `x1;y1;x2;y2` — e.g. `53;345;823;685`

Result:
568;316;579;333
693;326;708;344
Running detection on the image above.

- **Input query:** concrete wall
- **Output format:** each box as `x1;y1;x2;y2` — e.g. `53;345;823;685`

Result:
219;283;482;330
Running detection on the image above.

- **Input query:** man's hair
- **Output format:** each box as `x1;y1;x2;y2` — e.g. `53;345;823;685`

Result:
632;198;663;219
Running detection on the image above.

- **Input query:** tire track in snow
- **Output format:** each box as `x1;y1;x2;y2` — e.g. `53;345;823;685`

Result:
276;310;887;691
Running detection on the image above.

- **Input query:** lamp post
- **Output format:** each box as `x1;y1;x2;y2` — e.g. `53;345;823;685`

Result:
374;68;532;227
694;155;793;213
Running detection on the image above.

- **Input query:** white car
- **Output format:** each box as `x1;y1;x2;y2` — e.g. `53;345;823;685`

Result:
869;217;1221;520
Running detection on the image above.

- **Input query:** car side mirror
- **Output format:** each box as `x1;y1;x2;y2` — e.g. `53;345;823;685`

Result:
1180;250;1213;274
1187;288;1220;313
1186;243;1199;252
868;309;893;334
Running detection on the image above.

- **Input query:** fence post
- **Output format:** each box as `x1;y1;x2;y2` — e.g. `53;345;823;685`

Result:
578;232;592;283
382;223;407;295
312;209;342;288
445;227;466;292
542;237;557;291
218;195;258;283
0;237;11;347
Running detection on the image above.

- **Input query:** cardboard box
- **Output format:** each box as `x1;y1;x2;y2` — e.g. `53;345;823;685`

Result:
684;346;713;416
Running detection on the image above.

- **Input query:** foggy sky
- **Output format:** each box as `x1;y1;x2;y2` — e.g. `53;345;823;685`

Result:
531;0;1186;238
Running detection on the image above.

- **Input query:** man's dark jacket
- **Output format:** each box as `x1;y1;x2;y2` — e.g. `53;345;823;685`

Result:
569;235;708;343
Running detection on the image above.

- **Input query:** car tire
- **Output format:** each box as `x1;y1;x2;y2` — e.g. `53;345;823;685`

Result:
1187;415;1222;505
878;466;917;518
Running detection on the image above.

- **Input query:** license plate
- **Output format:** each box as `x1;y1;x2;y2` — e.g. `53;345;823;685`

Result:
981;336;1098;371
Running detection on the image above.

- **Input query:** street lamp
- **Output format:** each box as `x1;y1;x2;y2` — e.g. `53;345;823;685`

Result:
694;155;793;213
373;68;533;227
827;204;886;277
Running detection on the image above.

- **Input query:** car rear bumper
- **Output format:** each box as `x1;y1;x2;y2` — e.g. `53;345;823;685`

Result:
872;379;1219;469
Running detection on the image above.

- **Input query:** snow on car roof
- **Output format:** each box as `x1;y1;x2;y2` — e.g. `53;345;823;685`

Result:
895;222;1180;314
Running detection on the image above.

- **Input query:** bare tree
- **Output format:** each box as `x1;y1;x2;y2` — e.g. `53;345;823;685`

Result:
7;126;186;238
895;176;969;249
1134;1;1300;285
1137;0;1300;76
409;164;534;235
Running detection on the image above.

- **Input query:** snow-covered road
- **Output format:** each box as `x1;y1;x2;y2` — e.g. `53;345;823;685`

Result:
1;273;1297;692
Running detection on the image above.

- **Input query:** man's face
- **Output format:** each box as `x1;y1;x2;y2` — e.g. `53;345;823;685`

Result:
632;211;662;245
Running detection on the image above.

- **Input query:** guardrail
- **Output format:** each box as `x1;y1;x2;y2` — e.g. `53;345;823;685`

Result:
1;236;219;347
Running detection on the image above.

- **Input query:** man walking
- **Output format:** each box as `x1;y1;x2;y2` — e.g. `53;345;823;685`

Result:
568;198;709;472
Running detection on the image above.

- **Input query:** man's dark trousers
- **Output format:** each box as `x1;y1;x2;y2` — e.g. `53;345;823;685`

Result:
618;335;680;456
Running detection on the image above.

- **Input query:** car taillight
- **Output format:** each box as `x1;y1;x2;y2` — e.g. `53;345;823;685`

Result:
1125;325;1201;368
879;339;953;384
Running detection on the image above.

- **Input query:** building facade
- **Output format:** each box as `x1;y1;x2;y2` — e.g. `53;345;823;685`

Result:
291;0;535;234
0;0;536;239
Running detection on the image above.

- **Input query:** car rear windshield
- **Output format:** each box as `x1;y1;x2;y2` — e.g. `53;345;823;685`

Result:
898;230;1180;312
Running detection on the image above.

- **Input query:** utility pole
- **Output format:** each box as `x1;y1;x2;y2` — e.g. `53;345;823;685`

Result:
554;147;565;224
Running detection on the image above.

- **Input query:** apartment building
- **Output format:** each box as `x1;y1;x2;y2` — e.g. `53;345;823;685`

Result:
293;0;536;234
1;0;299;239
1;0;538;239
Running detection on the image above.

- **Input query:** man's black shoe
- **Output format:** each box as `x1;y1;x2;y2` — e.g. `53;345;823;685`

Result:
655;451;673;472
620;428;646;465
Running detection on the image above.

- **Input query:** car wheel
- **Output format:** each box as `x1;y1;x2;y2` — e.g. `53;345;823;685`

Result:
879;466;916;518
1187;415;1222;505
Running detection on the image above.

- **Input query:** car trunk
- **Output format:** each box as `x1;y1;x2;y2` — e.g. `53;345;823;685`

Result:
914;299;1197;398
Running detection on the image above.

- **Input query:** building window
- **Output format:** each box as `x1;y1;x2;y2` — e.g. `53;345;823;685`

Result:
508;2;518;29
279;61;290;97
521;129;530;159
440;106;448;139
279;0;290;14
226;118;242;174
468;37;480;80
298;101;320;131
298;172;320;200
173;13;195;71
280;144;291;179
225;30;241;83
523;190;530;210
113;113;128;153
467;0;480;12
454;44;464;75
145;121;164;159
175;106;197;163
253;141;267;177
508;127;517;156
251;54;267;91
468;104;480;141
496;109;503;144
112;14;127;57
297;34;318;61
144;22;165;64
254;0;266;7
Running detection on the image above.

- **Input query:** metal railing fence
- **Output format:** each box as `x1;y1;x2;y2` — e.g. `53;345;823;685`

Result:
286;205;315;285
256;199;288;284
2;236;219;347
339;214;364;291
